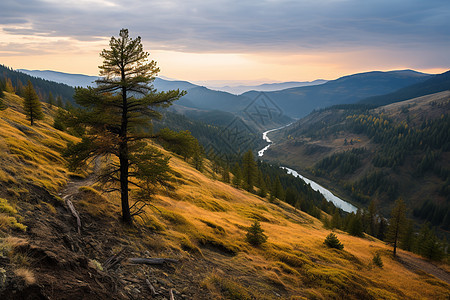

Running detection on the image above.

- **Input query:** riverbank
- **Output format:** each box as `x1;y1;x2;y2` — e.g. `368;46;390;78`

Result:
258;124;357;213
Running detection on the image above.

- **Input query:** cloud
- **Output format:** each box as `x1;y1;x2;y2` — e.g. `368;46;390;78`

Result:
0;0;449;74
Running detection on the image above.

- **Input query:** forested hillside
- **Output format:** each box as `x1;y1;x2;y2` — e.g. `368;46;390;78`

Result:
0;65;74;105
359;70;450;107
1;86;449;299
265;91;450;231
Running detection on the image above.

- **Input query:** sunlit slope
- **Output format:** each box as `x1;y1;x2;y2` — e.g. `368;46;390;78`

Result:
140;154;449;299
0;91;448;299
0;92;78;195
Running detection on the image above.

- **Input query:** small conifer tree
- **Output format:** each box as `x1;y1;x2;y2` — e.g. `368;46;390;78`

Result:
324;232;344;250
48;91;55;107
246;220;267;246
23;80;44;125
386;198;406;257
372;252;383;268
56;95;63;107
0;84;6;110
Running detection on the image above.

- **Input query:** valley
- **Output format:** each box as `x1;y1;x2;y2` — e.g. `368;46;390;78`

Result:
1;87;449;299
264;90;450;228
0;63;449;299
1;1;449;298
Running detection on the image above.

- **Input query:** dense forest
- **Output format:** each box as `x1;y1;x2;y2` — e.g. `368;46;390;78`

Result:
0;65;74;105
284;100;450;230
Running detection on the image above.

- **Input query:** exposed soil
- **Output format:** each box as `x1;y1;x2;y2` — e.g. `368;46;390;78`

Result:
0;173;286;299
397;252;450;285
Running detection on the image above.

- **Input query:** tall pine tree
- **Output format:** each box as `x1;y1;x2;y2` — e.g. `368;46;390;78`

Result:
0;81;6;110
242;150;257;192
23;80;44;126
65;29;184;224
386;198;406;257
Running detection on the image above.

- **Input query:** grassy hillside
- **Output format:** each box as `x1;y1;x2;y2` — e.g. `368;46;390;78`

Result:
0;91;449;299
265;91;450;220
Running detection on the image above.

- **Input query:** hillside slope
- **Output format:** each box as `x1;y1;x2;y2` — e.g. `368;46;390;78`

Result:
243;70;431;118
0;92;449;299
359;70;450;107
265;91;450;221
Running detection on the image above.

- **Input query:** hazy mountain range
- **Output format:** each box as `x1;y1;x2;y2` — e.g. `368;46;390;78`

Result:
17;68;445;119
207;80;328;94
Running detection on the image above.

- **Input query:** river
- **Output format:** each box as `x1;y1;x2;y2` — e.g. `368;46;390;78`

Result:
258;125;357;213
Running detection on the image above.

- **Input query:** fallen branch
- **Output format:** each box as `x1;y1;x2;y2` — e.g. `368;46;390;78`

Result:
145;279;157;296
103;249;126;270
169;288;174;300
128;257;179;265
64;195;81;234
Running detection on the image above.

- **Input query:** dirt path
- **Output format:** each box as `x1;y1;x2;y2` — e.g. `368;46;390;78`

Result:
60;159;99;198
397;252;450;284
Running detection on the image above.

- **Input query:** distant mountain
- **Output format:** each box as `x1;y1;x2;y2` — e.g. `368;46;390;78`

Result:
243;70;432;118
210;80;328;94
18;69;98;88
359;70;450;106
17;69;434;122
18;69;292;130
1;65;74;103
18;69;197;92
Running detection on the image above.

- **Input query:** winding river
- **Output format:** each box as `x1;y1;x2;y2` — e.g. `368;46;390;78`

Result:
258;124;357;213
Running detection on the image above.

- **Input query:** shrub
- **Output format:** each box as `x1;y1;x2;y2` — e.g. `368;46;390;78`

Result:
245;220;267;246
324;233;344;250
372;252;383;268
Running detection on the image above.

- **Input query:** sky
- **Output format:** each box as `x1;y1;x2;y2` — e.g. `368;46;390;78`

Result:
0;0;449;84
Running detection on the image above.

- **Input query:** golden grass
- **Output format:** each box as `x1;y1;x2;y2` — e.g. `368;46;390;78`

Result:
14;268;36;285
133;153;450;299
0;92;449;298
0;92;78;195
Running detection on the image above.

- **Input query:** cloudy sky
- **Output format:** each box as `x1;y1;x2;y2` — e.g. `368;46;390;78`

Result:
0;0;449;83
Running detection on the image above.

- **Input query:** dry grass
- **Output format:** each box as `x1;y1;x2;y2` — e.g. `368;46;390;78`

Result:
0;91;449;298
14;268;36;285
132;153;450;299
0;92;78;195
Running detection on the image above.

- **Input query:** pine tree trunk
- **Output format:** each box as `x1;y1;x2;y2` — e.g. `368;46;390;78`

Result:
119;143;131;224
119;75;132;225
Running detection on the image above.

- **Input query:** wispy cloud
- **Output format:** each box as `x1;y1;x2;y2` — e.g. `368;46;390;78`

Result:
1;0;449;52
0;0;448;79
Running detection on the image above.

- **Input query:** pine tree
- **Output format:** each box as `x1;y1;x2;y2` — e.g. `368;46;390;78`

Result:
272;176;284;200
221;165;230;183
367;200;377;236
324;232;344;250
242;150;257;192
347;210;364;237
64;29;184;224
0;83;6;110
232;164;242;188
48;91;55;107
416;223;444;261
4;77;14;93
386;198;406;257
246;220;268;246
400;219;414;251
377;216;387;241
23;80;44;126
56;95;63;107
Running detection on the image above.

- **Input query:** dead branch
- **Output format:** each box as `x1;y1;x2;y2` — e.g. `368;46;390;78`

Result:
64;195;81;234
103;249;126;270
128;257;179;265
169;288;174;300
145;279;157;296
